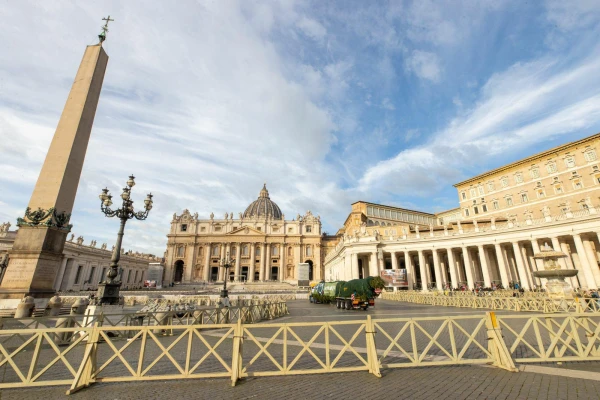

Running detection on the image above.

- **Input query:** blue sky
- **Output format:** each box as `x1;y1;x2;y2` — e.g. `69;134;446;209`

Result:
1;1;600;255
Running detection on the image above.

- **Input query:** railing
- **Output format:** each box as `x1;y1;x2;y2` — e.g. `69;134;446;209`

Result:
382;292;600;313
2;312;600;394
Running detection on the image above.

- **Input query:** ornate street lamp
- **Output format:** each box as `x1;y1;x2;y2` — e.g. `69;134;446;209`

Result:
219;252;234;300
95;175;153;304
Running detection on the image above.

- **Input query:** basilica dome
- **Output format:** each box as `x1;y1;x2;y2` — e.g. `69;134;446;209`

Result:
243;184;283;220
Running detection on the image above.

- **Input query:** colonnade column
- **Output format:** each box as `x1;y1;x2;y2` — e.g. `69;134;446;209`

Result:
418;250;429;291
582;238;600;285
572;234;597;289
351;253;359;279
511;242;530;290
432;250;443;290
447;249;458;289
530;239;545;288
493;243;510;289
249;244;255;282
53;257;69;291
391;251;398;270
259;243;266;281
405;252;414;289
369;252;377;277
203;244;211;281
477;245;491;288
461;247;474;289
559;240;582;288
234;244;241;282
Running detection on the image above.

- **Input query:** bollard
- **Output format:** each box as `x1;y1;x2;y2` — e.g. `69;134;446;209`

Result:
153;312;171;335
14;296;35;318
47;295;63;317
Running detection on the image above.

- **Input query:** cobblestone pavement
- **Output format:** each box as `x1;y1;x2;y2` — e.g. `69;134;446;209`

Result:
1;300;600;399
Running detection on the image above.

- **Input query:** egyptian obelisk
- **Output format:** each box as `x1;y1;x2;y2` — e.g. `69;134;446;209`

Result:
0;18;112;309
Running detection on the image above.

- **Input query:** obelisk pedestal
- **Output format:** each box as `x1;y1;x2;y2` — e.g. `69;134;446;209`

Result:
0;44;109;311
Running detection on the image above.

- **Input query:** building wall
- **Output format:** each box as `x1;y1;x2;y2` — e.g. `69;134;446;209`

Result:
164;210;323;285
454;133;600;221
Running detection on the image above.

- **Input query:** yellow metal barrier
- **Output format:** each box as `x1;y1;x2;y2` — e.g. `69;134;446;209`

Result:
1;312;599;394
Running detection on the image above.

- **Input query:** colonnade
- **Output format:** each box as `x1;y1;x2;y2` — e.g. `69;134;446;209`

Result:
328;230;600;291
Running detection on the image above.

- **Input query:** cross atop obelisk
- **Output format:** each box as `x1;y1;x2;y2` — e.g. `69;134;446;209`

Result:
0;20;111;312
98;15;114;44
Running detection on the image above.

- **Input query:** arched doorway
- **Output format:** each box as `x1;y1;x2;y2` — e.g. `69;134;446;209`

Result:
174;260;184;283
305;260;314;281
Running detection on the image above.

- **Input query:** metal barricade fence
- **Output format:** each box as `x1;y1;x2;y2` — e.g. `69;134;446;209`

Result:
1;312;599;394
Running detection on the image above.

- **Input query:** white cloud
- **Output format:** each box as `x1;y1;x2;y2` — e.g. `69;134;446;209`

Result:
405;50;442;82
296;16;327;42
381;98;395;110
545;0;600;31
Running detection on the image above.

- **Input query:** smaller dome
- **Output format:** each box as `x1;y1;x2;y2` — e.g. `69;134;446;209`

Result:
243;184;283;220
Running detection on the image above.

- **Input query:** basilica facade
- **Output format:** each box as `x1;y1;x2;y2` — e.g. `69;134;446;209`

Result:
163;185;323;285
324;132;600;291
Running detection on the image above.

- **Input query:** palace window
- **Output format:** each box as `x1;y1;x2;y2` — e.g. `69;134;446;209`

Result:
478;186;485;195
595;173;600;184
521;193;528;203
506;197;513;207
367;206;374;216
585;149;597;162
487;182;495;191
492;201;499;210
537;189;545;198
306;226;312;233
573;179;583;190
391;211;397;219
464;209;470;217
470;188;477;197
181;224;187;232
514;173;523;184
500;177;509;188
473;206;479;215
554;184;563;194
530;168;540;179
461;191;466;200
565;156;576;168
547;162;557;173
482;204;488;212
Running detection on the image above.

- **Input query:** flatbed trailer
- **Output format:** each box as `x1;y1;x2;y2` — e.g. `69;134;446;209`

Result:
335;296;375;310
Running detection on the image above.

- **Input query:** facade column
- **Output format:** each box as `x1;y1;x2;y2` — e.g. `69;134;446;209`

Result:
530;239;545;288
461;247;475;289
265;243;271;281
218;244;225;281
511;242;531;290
582;238;600;285
248;243;256;282
369;252;377;277
53;257;69;291
391;251;398;270
477;245;492;288
559;240;581;288
280;243;286;282
351;253;359;279
493;244;510;289
259;243;266;281
203;244;211;282
447;249;458;289
432;250;443;290
573;234;597;289
418;250;429;291
235;243;241;282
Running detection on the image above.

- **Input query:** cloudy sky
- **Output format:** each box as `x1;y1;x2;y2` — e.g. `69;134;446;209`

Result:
2;1;600;256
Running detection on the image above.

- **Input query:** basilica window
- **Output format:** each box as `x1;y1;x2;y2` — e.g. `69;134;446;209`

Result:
546;162;557;173
306;246;312;257
181;224;187;232
500;177;508;188
272;227;279;233
214;226;222;232
200;227;206;232
177;246;185;257
242;245;249;256
288;247;293;256
272;246;278;256
288;227;294;233
584;149;597;162
306;226;312;233
255;247;261;256
211;246;219;256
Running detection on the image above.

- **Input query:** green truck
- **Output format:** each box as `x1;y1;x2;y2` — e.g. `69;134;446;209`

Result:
310;277;385;310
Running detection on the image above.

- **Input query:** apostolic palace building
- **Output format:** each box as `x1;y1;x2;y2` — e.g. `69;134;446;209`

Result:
165;132;600;291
